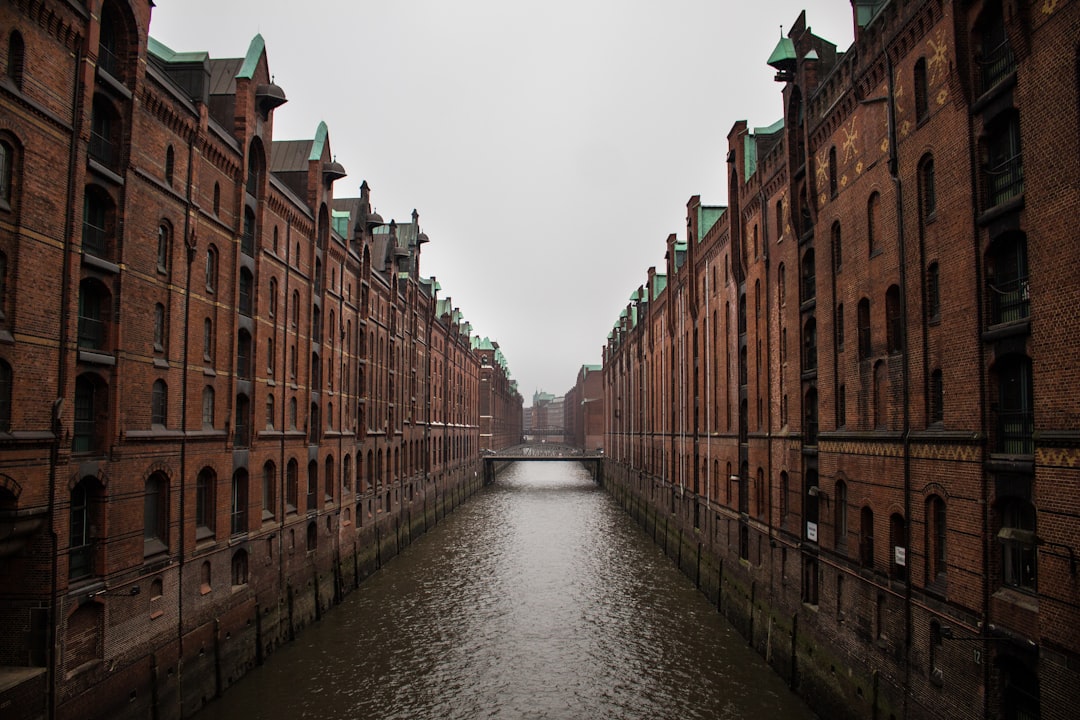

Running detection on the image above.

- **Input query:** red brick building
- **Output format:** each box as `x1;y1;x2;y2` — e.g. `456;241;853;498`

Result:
0;3;519;719
603;2;1080;719
564;364;604;452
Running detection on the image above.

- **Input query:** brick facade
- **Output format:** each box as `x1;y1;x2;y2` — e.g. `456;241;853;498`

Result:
603;2;1080;719
0;2;521;719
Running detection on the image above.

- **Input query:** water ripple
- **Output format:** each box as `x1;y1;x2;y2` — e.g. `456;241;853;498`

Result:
196;462;815;720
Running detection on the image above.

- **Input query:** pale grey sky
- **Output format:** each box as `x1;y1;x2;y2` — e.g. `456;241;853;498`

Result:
150;1;854;401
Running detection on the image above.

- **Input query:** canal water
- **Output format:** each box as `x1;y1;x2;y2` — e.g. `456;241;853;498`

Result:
195;462;816;719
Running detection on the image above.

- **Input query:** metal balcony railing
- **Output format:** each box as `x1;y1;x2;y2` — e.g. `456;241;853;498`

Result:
986;153;1024;207
988;275;1029;325
996;409;1034;455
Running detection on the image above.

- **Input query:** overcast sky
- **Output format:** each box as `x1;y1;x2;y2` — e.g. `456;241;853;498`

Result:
150;1;854;402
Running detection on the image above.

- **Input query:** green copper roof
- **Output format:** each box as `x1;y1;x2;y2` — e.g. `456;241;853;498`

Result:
746;119;784;179
237;34;265;79
147;37;208;64
331;209;350;237
767;37;796;68
309;121;329;161
697;206;725;242
653;274;668;300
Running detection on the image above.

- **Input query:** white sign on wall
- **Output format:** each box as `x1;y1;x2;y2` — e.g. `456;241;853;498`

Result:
807;522;818;542
895;546;907;566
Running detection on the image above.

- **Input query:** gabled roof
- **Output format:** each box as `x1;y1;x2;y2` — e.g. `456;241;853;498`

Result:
236;34;266;80
270;139;313;173
208;57;243;95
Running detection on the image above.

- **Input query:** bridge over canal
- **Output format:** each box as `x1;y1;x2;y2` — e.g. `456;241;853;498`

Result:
481;443;604;483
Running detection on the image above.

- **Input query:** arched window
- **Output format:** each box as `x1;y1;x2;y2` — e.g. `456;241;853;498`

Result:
804;388;818;445
165;145;175;187
267;337;275;375
151;379;167;427
82;186;113;259
234;393;250;448
0;140;12;208
985;110;1023;207
7;31;25;90
926;495;947;583
89;95;121;169
198;388;212;427
857;298;872;359
803;317;817;371
230;469;248;535
890;513;907;581
203;318;213;361
78;278;110;351
286;459;299;512
926;262;941;321
205;245;218;292
994;355;1034;454
242;207;256;256
324;455;334;501
231;549;248;586
800;249;815;303
0;360;11;431
157;222;170;273
268;277;278;317
69;477;102;578
874;361;888;429
343;455;352;493
73;373;107;453
246;139;263;198
917;155;936;223
976;1;1016;94
195;467;215;537
307;461;318;511
860;506;875;568
291;290;299;328
886;284;902;353
237;329;252;379
239;268;254;316
914;57;928;124
309;402;320;444
153;303;165;352
986;232;1029;326
834;480;848;549
144;473;168;556
867;191;881;255
98;1;132;82
262;461;276;520
265;393;275;429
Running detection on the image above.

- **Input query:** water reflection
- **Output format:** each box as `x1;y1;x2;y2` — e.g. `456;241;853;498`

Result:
196;462;815;719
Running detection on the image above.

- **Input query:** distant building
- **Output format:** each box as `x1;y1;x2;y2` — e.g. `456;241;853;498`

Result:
565;365;604;451
526;390;565;443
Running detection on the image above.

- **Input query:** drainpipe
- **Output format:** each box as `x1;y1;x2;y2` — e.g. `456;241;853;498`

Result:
760;185;775;591
48;43;86;720
176;129;197;716
279;222;292;591
884;50;914;718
